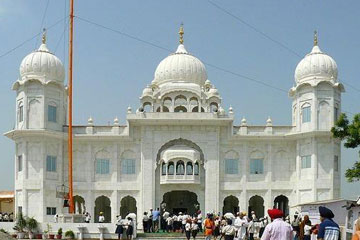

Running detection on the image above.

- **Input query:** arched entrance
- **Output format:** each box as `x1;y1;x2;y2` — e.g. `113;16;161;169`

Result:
248;195;264;218
274;195;289;216
223;196;239;214
120;196;137;218
94;195;111;223
162;191;199;215
73;195;85;214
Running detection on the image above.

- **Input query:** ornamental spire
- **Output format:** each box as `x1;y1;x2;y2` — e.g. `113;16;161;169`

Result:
179;23;184;44
314;30;318;46
42;28;47;44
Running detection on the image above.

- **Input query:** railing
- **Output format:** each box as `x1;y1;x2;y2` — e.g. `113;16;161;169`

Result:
160;174;200;184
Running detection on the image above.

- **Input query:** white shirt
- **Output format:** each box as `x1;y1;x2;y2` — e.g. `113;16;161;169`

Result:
182;215;187;224
222;225;236;236
143;215;149;221
191;223;199;231
99;215;105;223
185;223;191;231
260;218;292;240
304;225;312;235
85;215;91;222
197;214;202;223
163;211;170;219
166;217;173;225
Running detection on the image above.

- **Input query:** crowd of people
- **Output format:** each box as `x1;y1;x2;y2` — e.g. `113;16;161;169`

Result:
0;212;13;222
139;206;347;240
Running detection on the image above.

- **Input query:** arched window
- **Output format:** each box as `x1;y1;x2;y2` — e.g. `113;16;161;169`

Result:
192;106;205;112
161;162;167;175
163;97;172;107
174;106;187;112
163;106;169;112
186;162;193;175
175;95;187;106
194;163;199;175
168;162;174;175
176;161;185;175
210;102;218;113
190;97;198;106
156;107;161;112
143;102;152;112
18;102;24;122
301;104;311;123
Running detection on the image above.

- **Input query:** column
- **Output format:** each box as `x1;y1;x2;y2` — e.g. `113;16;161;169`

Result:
267;144;272;182
296;141;300;204
111;190;118;223
312;137;318;201
86;191;94;223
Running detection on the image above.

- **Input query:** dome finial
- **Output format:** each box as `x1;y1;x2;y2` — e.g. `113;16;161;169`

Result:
179;23;184;44
42;28;47;44
314;30;318;46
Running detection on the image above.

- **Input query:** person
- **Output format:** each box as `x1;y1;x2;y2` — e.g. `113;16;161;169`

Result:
181;212;187;233
352;217;360;240
53;214;58;223
261;209;292;240
299;215;311;240
191;219;199;239
166;214;173;232
317;206;340;240
85;212;91;223
142;212;149;233
162;210;170;232
125;217;134;240
258;217;266;238
292;212;301;240
152;208;160;232
99;212;105;223
185;219;192;240
204;214;215;240
196;210;203;232
148;209;153;232
115;215;124;240
303;221;312;240
213;216;221;239
221;219;237;240
234;212;248;240
248;216;255;240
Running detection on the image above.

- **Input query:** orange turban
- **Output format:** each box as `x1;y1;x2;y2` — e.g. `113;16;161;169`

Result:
267;209;283;219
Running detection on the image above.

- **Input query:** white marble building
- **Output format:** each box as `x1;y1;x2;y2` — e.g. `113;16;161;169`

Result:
5;30;344;225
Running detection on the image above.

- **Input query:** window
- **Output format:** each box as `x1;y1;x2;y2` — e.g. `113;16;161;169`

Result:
301;155;311;169
186;162;193;175
225;159;238;174
96;159;110;174
334;107;339;122
334;155;339;172
19;105;24;122
168;162;174;175
176;161;185;175
302;106;311;123
18;155;23;172
48;105;57;122
46;156;57;172
194;163;199;175
46;207;56;215
161;163;167;175
121;159;135;174
18;206;22;214
250;159;263;174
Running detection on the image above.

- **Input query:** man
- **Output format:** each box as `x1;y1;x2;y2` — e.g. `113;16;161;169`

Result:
98;212;105;223
317;206;340;240
291;212;300;240
152;208;160;233
234;212;248;240
261;209;292;240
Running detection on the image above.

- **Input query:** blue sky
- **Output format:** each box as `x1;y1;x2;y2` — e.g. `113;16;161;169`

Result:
0;0;359;199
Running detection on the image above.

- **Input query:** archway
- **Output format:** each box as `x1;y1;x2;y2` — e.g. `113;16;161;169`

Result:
248;195;264;218
73;195;85;214
223;196;239;214
94;195;111;223
120;196;137;218
274;195;289;216
161;191;199;215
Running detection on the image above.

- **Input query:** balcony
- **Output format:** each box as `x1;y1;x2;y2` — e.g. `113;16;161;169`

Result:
160;174;200;185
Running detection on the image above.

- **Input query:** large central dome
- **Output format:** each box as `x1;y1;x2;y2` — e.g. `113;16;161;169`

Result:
152;43;207;86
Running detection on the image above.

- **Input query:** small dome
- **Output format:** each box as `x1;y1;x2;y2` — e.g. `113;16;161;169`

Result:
153;44;207;86
142;85;153;97
295;45;337;84
208;87;219;96
19;42;65;83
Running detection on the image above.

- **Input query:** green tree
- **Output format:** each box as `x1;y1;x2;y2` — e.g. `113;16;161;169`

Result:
331;113;360;182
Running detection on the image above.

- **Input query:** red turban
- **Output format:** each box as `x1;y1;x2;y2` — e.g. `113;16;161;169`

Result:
267;209;284;219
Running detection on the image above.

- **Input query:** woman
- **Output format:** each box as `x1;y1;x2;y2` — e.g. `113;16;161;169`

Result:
213;216;221;239
125;217;134;240
204;214;215;240
191;219;199;239
115;215;124;240
299;215;312;240
353;217;360;240
185;219;192;240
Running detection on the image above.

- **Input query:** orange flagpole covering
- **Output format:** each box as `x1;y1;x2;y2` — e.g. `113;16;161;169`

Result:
68;0;74;214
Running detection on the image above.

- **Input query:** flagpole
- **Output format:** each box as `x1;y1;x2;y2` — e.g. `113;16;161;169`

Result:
68;0;74;214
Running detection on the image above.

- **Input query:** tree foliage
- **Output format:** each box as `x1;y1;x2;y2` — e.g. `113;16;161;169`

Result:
331;113;360;182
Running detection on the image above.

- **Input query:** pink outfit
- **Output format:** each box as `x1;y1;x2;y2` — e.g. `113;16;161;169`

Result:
261;218;292;240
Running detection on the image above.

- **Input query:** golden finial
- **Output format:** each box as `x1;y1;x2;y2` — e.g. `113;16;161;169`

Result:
42;28;47;44
179;23;184;44
314;30;318;46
